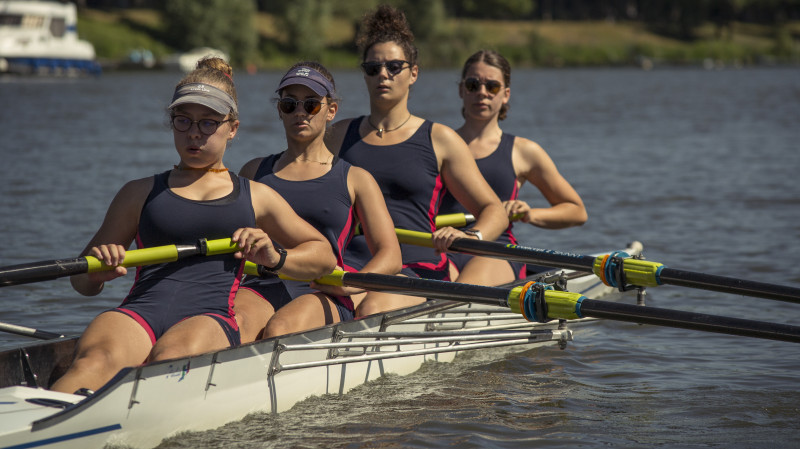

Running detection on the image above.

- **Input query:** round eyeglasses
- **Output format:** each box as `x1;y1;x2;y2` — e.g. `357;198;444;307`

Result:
171;115;233;135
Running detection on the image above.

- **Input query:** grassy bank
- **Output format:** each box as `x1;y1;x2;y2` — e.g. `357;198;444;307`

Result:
77;8;799;70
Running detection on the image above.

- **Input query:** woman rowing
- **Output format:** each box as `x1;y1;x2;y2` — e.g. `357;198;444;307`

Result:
326;5;509;316
51;58;335;394
234;62;401;342
439;50;587;286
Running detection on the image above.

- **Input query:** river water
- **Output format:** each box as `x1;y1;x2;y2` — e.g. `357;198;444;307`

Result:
1;66;799;448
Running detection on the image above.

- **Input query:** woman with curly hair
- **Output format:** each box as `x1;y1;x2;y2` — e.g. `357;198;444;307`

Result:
326;5;508;316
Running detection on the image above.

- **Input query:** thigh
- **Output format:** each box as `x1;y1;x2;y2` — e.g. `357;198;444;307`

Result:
273;293;341;330
456;256;516;286
234;287;276;344
74;311;153;366
150;315;231;362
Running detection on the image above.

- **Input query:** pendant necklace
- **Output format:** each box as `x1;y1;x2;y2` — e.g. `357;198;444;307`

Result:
367;114;412;138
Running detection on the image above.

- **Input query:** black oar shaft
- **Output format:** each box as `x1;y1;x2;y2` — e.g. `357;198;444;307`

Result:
0;258;89;288
658;268;800;303
449;239;596;271
579;299;800;343
328;272;800;344
342;272;509;307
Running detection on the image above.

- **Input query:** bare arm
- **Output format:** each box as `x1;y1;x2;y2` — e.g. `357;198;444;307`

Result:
508;138;587;229
432;123;509;252
70;178;151;296
239;181;336;280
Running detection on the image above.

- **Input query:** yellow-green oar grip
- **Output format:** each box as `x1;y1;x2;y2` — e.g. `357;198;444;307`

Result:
205;238;240;256
434;213;472;228
395;229;435;247
244;261;259;276
86;244;181;272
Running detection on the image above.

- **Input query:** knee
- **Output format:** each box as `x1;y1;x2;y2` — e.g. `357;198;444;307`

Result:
262;316;293;339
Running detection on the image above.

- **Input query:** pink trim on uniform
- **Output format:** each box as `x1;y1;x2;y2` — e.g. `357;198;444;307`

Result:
117;308;157;345
427;174;446;232
225;260;245;331
335;206;356;267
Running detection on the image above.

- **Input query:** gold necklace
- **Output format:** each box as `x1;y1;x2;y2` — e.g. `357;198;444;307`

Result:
367;114;412;138
173;165;229;173
293;153;333;165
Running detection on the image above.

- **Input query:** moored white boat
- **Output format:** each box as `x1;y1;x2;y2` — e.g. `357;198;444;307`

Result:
0;0;100;76
0;242;643;449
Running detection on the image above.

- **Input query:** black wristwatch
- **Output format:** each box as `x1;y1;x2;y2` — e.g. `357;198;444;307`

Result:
260;248;287;274
462;228;483;240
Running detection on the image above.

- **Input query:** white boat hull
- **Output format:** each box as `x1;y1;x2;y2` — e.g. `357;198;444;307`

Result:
0;242;642;449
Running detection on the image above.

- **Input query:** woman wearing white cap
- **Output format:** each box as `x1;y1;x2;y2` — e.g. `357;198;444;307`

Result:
234;62;401;342
51;57;335;394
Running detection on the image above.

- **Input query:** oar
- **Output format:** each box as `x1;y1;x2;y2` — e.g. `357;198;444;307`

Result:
0;238;240;288
0;321;65;340
353;213;476;236
393;229;800;304
242;266;800;344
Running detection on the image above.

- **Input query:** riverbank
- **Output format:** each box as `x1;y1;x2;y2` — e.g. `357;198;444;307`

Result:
77;8;799;70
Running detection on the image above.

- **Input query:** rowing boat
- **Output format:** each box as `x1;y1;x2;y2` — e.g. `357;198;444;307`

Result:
0;241;643;449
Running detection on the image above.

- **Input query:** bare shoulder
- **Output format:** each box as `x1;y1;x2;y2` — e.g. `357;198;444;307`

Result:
431;122;469;158
347;165;379;189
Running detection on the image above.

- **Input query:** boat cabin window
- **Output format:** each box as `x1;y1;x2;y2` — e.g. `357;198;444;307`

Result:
0;14;23;26
50;17;65;37
21;14;45;29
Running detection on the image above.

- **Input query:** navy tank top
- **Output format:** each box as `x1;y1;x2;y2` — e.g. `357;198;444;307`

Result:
253;153;355;268
439;133;519;245
123;171;256;320
339;117;447;273
248;153;356;311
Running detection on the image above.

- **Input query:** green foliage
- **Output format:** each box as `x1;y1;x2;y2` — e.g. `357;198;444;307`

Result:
77;14;173;60
457;0;535;19
278;0;333;59
162;0;258;67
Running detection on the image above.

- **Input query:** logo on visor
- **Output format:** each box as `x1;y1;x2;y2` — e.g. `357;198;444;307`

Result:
188;84;211;92
295;68;311;77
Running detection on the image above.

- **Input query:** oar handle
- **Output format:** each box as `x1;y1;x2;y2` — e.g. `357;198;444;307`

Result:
0;238;240;288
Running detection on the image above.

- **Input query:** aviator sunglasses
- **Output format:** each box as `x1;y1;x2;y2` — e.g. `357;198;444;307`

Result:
463;77;503;95
278;97;326;115
171;115;233;135
360;60;410;77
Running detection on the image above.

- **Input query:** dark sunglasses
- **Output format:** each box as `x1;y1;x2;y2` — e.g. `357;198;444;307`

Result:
463;77;503;95
278;97;326;115
360;60;409;77
171;115;232;135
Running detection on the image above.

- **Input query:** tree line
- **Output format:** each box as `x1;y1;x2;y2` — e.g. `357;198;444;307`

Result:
73;0;800;67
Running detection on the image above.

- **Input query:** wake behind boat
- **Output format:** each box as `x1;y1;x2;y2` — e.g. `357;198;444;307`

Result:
0;242;642;449
0;0;100;76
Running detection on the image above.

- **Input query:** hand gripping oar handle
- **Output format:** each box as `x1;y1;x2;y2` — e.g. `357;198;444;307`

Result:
243;267;800;344
394;229;800;304
0;238;240;288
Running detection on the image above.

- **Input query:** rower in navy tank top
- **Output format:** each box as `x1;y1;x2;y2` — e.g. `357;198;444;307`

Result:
241;153;356;315
439;133;526;279
116;171;255;346
340;117;448;280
